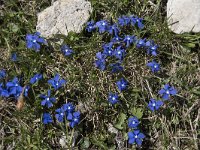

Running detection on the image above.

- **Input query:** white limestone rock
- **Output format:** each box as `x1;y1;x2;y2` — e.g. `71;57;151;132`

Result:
36;0;92;38
167;0;200;34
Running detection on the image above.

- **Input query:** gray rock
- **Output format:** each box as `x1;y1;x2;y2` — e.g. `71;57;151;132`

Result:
36;0;92;38
167;0;200;34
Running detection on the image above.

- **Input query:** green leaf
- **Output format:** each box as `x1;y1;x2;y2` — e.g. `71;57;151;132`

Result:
114;113;127;130
130;108;143;119
81;137;90;149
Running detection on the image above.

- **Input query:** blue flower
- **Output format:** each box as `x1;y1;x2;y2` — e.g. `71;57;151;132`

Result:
147;60;160;72
0;83;9;97
67;111;81;128
111;36;123;43
128;116;139;128
147;44;158;56
128;130;145;146
108;24;119;36
118;16;131;26
24;86;30;97
42;113;53;124
123;35;136;47
95;52;106;71
135;16;144;29
148;98;163;111
6;77;23;98
0;70;6;79
114;46;126;60
108;92;119;105
86;20;96;32
30;73;42;84
136;39;146;48
11;53;17;61
61;45;74;56
62;102;75;113
26;32;46;51
102;42;114;57
116;78;128;91
110;62;123;73
96;20;109;33
159;84;177;100
55;108;66;122
40;90;56;108
48;74;66;90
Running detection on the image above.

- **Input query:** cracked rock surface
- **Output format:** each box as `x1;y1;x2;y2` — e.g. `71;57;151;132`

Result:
36;0;92;38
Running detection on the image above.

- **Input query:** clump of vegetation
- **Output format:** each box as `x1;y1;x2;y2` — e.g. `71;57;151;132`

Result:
0;0;199;149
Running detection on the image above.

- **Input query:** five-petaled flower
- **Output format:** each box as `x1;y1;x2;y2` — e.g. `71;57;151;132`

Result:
148;98;163;111
6;77;23;98
86;20;96;32
159;84;177;100
61;45;74;56
62;102;75;113
147;60;160;72
116;78;128;91
123;35;135;47
96;20;109;33
67;111;81;128
40;90;56;108
30;73;42;84
108;92;119;105
42;113;53;124
128;130;145;146
128;116;139;128
55;108;66;122
114;46;126;60
48;74;66;90
26;32;46;51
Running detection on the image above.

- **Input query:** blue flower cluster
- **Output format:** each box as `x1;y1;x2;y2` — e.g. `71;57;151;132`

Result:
86;14;178;146
86;16;160;73
55;103;81;128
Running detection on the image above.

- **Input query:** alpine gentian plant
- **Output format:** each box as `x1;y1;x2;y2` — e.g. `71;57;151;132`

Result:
102;42;114;57
108;24;119;36
0;70;6;79
42;113;53;124
108;92;119;105
62;102;75;113
95;20;109;33
136;39;146;48
147;44;158;56
114;46;126;60
110;62;123;73
24;86;30;97
67;111;81;128
148;98;163;111
128;130;145;146
30;73;42;84
6;77;23;98
48;74;66;90
26;32;46;51
11;53;17;61
147;60;160;72
55;108;66;122
86;20;96;32
61;45;74;56
95;52;106;71
123;35;135;47
40;90;56;108
128;116;139;128
116;78;128;91
159;84;177;100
